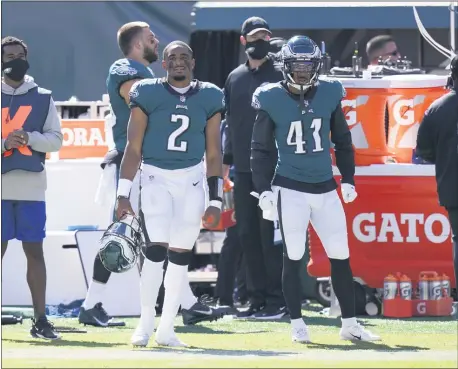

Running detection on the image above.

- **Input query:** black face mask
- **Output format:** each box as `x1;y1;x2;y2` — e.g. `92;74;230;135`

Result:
245;39;270;60
2;58;29;82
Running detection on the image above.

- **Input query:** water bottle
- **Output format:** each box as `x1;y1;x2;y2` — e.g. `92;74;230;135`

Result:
223;178;234;211
399;274;412;300
1;315;23;325
418;273;430;300
441;274;451;298
429;274;443;300
383;274;398;300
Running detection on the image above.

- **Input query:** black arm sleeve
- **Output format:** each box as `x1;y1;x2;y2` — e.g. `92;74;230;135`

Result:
331;103;355;185
416;110;436;163
251;110;277;193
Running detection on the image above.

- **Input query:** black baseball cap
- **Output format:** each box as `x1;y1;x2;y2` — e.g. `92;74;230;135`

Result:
241;17;271;36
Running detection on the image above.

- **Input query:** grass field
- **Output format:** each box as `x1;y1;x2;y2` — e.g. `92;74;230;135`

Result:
2;304;457;368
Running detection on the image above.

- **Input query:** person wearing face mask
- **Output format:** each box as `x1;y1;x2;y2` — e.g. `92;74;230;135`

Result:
80;23;218;332
222;17;286;319
1;36;63;340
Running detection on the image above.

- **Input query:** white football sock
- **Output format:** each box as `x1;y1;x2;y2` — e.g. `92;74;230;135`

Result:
139;259;165;317
341;317;358;328
157;262;188;335
82;280;106;309
180;272;198;310
291;317;306;329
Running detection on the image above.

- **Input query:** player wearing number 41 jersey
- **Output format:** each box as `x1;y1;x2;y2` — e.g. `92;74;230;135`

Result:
116;41;225;347
251;35;381;344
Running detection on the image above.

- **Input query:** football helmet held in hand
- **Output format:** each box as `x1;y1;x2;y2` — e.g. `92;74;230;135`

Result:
98;214;144;273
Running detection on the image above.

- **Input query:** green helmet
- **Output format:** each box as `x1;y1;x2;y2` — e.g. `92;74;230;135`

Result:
98;215;143;273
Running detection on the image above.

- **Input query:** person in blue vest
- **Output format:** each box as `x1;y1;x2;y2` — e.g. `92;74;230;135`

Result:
1;36;63;340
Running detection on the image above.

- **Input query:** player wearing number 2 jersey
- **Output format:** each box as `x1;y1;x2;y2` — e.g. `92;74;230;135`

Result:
116;41;225;347
251;35;380;344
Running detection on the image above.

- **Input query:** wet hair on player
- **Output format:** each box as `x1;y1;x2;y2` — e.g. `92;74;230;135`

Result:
1;36;28;59
162;41;193;60
117;21;149;56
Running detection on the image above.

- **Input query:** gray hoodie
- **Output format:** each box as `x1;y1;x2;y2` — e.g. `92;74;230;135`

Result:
1;76;63;201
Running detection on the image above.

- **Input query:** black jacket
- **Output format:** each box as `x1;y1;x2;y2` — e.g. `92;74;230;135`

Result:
223;55;283;172
416;87;458;208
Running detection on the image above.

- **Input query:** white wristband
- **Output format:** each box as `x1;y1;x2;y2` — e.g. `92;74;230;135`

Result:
117;178;133;198
209;200;222;209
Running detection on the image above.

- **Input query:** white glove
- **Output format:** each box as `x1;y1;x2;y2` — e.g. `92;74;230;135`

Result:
259;191;276;221
341;183;358;203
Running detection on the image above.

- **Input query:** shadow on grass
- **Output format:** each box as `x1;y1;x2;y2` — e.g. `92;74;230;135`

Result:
306;341;428;352
175;325;269;335
2;338;124;348
139;345;297;357
238;315;376;328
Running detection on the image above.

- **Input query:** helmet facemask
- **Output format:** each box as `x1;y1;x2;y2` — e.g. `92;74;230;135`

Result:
283;59;321;92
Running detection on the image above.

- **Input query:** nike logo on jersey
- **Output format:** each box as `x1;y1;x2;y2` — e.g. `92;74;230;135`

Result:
350;333;362;340
192;181;199;186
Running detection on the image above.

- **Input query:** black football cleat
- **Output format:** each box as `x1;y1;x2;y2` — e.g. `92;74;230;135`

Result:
30;317;61;340
78;302;111;327
181;301;225;326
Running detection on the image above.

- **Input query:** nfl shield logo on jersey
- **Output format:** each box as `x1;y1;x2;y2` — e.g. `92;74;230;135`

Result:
180;95;186;103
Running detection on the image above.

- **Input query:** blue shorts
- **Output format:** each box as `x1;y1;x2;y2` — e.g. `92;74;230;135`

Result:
1;200;46;243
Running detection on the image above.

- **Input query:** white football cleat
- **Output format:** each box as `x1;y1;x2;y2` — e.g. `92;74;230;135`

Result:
292;325;311;343
131;314;155;347
340;323;381;342
155;331;188;347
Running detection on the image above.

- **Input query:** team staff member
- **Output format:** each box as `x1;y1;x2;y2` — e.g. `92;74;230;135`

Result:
217;38;287;312
1;36;63;339
416;55;458;300
223;17;286;319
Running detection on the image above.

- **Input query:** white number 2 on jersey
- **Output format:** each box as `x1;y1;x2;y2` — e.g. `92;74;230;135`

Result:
286;118;324;154
168;114;190;152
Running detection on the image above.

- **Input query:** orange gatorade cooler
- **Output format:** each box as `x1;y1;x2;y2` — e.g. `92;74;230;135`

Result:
337;78;394;165
386;75;448;163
